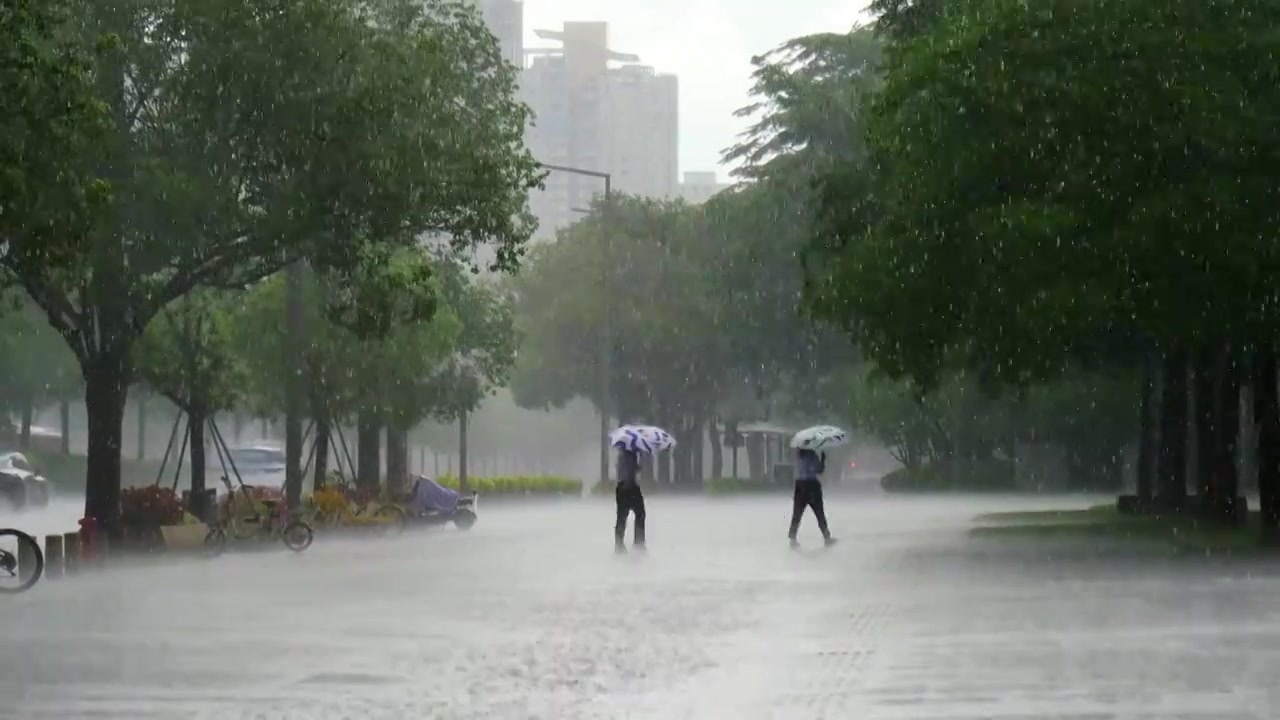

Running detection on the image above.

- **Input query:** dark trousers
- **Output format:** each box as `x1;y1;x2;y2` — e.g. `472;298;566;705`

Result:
615;483;646;545
788;479;830;539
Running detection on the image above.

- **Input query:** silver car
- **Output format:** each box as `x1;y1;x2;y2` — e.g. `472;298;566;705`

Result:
208;445;287;489
0;452;51;510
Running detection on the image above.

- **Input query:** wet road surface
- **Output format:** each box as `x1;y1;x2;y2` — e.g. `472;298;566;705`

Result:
2;493;1279;719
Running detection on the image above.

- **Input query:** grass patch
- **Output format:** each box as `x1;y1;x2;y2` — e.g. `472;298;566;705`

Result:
971;503;1266;554
973;504;1115;525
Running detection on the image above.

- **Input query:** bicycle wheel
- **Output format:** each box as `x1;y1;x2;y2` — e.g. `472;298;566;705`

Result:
371;505;407;537
203;527;227;558
453;509;477;531
281;521;313;552
0;529;43;593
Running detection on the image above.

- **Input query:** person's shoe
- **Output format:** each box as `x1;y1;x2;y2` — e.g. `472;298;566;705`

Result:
615;541;627;554
824;536;839;547
633;543;647;552
789;538;800;550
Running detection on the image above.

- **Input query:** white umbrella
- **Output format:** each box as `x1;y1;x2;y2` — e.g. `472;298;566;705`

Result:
789;425;849;451
609;425;676;454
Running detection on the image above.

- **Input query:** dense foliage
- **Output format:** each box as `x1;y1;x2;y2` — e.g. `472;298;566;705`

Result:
0;0;540;529
805;0;1280;524
11;0;1280;540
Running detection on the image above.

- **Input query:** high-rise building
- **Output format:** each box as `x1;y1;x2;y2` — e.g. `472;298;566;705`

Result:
479;0;524;69
678;171;731;205
521;21;679;240
463;0;523;69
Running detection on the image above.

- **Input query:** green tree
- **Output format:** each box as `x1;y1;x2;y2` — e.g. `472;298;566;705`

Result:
6;0;542;530
812;0;1280;521
512;196;734;486
708;29;879;438
0;0;109;270
0;294;80;447
233;250;447;492
133;290;245;508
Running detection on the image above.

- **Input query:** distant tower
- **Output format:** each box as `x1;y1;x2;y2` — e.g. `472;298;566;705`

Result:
471;0;524;69
521;21;679;240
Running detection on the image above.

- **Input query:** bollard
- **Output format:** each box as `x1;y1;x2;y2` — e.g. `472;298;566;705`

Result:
78;517;98;567
17;536;39;584
63;531;81;575
44;534;64;579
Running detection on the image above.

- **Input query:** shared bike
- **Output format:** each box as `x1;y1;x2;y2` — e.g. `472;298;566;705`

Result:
0;528;43;593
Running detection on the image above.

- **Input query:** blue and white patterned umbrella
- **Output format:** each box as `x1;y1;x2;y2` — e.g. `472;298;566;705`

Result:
789;425;848;451
609;425;676;454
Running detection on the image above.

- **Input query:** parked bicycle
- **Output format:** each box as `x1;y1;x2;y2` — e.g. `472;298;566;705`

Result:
203;476;313;556
306;482;407;536
0;528;43;593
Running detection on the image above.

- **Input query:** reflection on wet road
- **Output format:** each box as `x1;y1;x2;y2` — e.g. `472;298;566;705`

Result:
2;494;1277;719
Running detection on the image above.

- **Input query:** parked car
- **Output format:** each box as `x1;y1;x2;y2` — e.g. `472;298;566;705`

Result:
208;445;286;490
0;452;51;510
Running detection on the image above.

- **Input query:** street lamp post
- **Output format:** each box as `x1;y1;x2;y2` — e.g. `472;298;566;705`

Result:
540;163;612;487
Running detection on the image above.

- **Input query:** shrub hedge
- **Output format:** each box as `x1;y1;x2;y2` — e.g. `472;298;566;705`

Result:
880;458;1016;492
703;477;788;495
589;478;787;495
435;474;582;496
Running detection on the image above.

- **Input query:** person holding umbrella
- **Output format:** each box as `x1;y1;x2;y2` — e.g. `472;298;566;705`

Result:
615;447;645;552
788;425;846;548
608;424;675;552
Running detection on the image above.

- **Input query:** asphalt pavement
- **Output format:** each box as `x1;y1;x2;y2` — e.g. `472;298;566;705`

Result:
2;492;1278;719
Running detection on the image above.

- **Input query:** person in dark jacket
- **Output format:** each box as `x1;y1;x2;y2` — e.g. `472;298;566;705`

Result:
615;448;645;552
789;447;836;547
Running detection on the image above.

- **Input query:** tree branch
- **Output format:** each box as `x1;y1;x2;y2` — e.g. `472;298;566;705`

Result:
16;271;89;366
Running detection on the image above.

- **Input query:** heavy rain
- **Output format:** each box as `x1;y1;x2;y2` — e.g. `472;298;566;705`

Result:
3;0;1280;717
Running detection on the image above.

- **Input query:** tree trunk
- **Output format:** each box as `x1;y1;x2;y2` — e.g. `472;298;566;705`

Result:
1253;347;1280;534
673;418;693;487
1240;375;1258;494
386;424;409;496
83;352;131;535
1192;345;1217;502
188;404;208;520
59;399;71;455
708;417;723;480
1212;345;1242;523
1135;353;1157;499
233;411;244;444
690;416;705;487
283;262;306;510
458;411;469;493
18;394;33;450
1156;346;1189;507
356;413;381;490
312;420;330;491
746;433;764;481
136;393;146;461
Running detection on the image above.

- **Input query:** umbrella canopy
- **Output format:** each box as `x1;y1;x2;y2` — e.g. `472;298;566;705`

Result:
609;425;676;454
789;425;849;451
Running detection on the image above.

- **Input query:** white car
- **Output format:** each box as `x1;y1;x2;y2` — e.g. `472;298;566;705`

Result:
208;445;286;489
0;452;51;510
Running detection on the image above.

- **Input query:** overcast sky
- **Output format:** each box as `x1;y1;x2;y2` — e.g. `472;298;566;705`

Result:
521;1;873;180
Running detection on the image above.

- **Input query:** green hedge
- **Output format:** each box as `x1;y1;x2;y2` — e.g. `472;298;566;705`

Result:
590;477;787;495
703;477;787;495
881;458;1016;492
436;474;582;496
